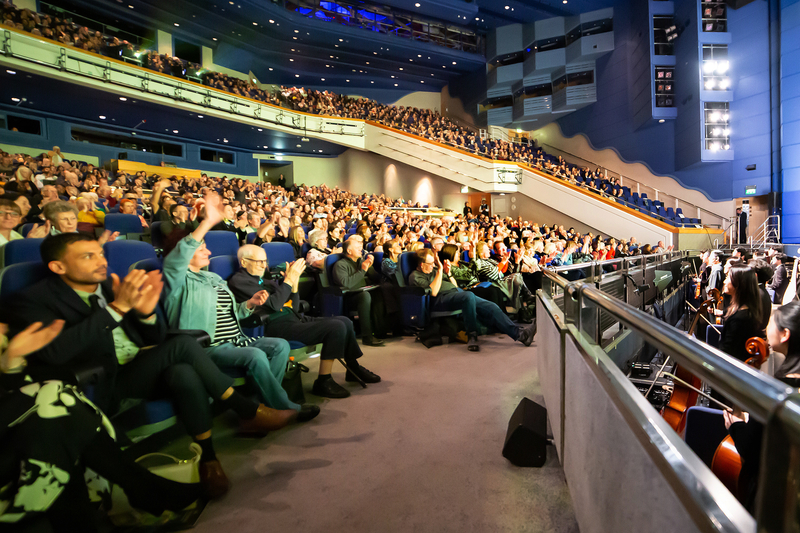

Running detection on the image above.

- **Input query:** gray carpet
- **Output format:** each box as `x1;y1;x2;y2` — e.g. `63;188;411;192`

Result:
189;334;579;533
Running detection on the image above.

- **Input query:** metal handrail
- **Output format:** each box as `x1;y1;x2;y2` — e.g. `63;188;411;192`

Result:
542;265;800;531
537;141;731;225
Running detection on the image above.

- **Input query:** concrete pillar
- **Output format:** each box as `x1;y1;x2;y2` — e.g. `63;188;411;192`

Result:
201;46;214;69
14;0;37;11
156;30;172;56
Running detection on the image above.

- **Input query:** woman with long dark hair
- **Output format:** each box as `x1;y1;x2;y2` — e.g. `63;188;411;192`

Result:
724;301;800;511
719;265;764;361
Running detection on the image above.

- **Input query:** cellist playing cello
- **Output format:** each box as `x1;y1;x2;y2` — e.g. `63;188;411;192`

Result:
723;301;800;511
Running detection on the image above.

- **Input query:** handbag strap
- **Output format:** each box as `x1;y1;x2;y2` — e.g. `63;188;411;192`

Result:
136;442;202;465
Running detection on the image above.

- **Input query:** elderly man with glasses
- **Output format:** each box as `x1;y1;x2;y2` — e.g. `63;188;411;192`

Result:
227;244;379;398
162;193;319;422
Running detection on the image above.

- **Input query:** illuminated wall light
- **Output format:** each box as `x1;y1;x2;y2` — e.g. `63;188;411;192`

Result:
723;128;730;135
724;144;730;150
712;128;721;136
710;142;720;151
119;97;127;101
723;113;730;120
703;61;717;73
173;129;179;133
719;78;730;90
716;61;729;74
705;80;715;89
709;112;721;121
197;115;204;118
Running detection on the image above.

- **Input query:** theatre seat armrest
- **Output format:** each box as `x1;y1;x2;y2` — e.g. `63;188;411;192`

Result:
341;284;380;294
167;329;211;348
73;363;107;387
398;286;430;296
240;308;270;328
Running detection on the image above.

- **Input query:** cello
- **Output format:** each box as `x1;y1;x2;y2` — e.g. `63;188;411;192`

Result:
659;293;722;433
710;337;769;500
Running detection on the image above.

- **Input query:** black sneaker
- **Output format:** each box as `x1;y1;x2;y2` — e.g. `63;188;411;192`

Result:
517;319;537;347
346;365;381;383
467;333;480;352
296;404;321;422
311;377;351;398
362;335;385;347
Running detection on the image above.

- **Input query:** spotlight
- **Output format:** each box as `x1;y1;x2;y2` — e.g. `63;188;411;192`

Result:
705;79;715;89
703;61;717;74
709;111;721;122
719;78;730;89
716;61;729;74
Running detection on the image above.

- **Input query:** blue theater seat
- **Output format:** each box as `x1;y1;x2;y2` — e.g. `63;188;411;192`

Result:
2;238;43;266
204;230;239;258
103;240;159;276
104;213;143;235
262;242;296;271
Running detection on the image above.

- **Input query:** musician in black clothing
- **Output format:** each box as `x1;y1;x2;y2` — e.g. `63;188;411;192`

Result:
748;258;774;334
719;265;764;362
724;301;800;511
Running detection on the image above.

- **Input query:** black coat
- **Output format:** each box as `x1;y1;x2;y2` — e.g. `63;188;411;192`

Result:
10;275;166;411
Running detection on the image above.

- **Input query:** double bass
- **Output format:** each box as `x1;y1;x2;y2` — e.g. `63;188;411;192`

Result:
710;337;769;500
659;292;723;433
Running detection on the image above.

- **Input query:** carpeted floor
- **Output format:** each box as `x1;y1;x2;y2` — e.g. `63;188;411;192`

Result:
187;333;579;533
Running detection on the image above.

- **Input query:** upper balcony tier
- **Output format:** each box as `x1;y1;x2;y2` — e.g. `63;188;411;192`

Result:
0;26;725;248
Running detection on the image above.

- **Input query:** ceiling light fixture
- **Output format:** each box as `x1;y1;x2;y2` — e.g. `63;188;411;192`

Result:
253;22;257;25
294;29;299;33
197;115;204;118
415;2;420;6
258;128;263;131
212;37;217;41
119;97;127;101
269;67;273;70
174;22;179;26
173;130;179;133
659;119;665;123
6;70;15;75
99;115;106;119
269;19;274;23
295;74;300;77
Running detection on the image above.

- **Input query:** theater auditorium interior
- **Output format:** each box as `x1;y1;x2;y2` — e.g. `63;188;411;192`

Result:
1;0;799;531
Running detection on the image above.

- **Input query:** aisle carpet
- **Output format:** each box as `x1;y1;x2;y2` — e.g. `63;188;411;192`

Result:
189;333;579;533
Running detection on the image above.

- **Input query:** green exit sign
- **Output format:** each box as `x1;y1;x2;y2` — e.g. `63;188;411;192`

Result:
745;185;757;196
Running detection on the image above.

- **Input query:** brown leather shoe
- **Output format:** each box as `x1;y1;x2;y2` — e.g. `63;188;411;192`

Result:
199;460;230;499
239;404;298;435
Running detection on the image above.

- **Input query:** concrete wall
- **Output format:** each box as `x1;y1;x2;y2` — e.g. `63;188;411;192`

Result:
277;149;466;211
390;91;441;113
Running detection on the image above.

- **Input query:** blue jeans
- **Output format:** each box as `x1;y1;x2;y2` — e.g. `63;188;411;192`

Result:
206;337;298;411
431;289;519;339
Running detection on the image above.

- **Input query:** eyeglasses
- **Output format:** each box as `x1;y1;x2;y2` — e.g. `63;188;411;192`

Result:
243;258;267;266
0;211;21;218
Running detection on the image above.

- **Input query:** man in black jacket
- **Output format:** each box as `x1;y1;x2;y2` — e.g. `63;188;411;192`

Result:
9;233;300;498
331;238;386;346
228;245;380;399
768;253;789;304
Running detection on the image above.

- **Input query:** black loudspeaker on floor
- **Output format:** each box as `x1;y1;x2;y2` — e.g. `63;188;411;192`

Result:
502;398;548;467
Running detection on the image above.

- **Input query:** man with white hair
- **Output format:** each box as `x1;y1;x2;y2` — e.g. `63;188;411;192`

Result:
228;244;380;398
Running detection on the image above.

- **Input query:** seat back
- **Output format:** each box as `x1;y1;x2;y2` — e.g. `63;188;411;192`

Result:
262;242;295;270
322;253;343;288
129;258;162;272
150;221;164;250
0;262;51;304
104;213;143;235
204;231;239;258
20;223;35;237
103;240;159;276
3;238;43;266
245;232;258;245
398;252;418;286
372;252;384;275
209;255;240;282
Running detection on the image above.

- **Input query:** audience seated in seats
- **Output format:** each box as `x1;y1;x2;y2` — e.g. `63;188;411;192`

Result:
439;243;506;310
161;203;199;255
227;244;380;399
331;238;387;346
0;318;206;531
75;196;105;227
6;233;303;499
306;231;342;270
119;198;148;229
408;248;536;352
161;193;319;420
473;241;535;314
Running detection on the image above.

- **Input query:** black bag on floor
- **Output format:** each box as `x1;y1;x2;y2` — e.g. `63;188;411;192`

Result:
282;360;309;404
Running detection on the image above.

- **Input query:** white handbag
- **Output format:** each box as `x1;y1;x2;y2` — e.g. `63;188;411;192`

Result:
108;442;202;523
